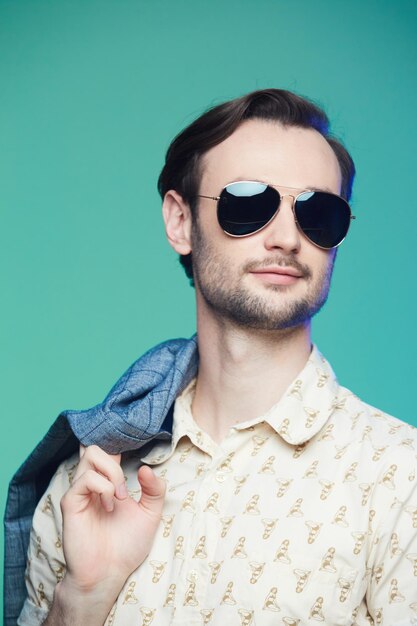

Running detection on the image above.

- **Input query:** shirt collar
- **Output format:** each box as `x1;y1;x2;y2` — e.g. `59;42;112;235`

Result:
140;379;202;464
253;344;340;445
141;344;340;464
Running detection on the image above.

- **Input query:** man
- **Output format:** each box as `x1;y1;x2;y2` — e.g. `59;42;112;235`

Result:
5;89;417;625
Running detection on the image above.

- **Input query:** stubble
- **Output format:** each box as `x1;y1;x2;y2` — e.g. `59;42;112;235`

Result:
190;218;336;332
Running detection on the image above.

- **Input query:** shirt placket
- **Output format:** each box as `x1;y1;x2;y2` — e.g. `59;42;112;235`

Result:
172;429;241;625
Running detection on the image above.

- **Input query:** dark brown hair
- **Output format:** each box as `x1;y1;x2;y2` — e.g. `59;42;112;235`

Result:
157;88;355;282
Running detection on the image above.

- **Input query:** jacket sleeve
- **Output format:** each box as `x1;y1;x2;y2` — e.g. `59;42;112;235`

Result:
17;453;79;626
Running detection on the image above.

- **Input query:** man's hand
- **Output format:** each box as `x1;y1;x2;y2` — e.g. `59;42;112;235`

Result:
45;445;166;626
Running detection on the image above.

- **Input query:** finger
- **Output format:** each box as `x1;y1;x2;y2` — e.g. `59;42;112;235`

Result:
79;444;86;458
137;465;166;514
73;445;126;499
62;469;116;513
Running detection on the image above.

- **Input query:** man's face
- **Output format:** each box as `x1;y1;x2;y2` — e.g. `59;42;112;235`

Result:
190;119;343;331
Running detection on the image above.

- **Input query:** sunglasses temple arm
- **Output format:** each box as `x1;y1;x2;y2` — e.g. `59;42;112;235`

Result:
197;194;220;201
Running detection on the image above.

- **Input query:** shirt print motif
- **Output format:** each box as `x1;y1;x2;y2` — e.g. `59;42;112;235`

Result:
18;346;417;626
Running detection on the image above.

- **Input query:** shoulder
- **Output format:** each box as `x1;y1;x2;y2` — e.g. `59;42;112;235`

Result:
336;385;417;446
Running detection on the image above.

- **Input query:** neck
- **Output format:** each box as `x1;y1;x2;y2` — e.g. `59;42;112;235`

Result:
192;295;312;444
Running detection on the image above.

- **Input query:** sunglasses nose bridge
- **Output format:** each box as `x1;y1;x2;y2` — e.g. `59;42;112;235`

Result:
264;192;302;253
278;193;298;221
280;192;296;204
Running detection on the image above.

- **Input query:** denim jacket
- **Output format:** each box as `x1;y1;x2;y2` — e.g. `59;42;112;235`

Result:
3;336;198;626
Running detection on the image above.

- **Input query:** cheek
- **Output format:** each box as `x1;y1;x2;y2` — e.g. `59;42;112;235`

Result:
192;209;226;255
299;247;335;289
195;199;222;235
308;247;335;273
316;251;336;287
192;213;244;265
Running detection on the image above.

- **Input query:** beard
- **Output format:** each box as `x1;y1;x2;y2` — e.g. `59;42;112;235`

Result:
191;218;336;332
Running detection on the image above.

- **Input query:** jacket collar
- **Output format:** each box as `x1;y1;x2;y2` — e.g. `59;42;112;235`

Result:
65;335;199;453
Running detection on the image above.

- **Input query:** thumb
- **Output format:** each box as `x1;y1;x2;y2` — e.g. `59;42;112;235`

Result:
137;465;166;512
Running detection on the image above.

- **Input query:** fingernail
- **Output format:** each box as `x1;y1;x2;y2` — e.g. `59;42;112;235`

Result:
116;482;128;499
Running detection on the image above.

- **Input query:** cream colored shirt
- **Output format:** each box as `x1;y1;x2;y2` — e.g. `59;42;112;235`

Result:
19;346;417;626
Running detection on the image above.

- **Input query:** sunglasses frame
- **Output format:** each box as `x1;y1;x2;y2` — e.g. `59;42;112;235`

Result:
198;180;356;250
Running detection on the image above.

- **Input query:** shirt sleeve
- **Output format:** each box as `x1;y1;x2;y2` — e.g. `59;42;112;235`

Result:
366;448;417;625
17;453;79;626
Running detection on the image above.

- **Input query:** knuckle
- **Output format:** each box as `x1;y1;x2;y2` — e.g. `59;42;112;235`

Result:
115;464;125;481
85;468;98;481
107;458;123;481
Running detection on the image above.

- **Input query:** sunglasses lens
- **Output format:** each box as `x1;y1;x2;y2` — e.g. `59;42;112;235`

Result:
217;182;279;236
294;191;351;248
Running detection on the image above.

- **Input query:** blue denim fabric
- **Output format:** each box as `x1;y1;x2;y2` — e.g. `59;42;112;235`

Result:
3;335;198;626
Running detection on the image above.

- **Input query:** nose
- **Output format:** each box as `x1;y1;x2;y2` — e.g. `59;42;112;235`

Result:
262;194;301;254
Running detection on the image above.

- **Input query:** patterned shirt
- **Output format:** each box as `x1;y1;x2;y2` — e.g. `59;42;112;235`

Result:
18;346;417;626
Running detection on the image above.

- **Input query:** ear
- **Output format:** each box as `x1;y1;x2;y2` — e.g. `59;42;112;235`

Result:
162;190;192;255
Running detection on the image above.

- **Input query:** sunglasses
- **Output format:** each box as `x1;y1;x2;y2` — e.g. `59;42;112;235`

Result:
198;180;355;249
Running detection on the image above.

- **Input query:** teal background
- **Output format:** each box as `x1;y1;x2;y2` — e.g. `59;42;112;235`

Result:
1;0;416;613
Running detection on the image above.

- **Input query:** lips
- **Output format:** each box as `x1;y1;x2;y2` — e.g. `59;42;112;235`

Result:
252;266;304;278
250;266;304;285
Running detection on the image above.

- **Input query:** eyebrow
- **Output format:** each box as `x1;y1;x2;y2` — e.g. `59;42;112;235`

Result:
307;186;335;193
